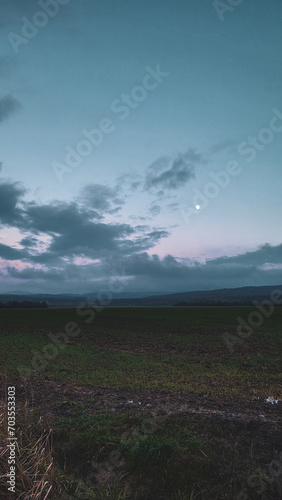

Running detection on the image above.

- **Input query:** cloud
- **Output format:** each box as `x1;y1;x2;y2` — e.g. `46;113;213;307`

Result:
2;240;282;294
78;184;124;213
0;176;169;268
207;244;282;267
115;172;143;193
145;156;171;174
149;204;161;216
0;95;21;123
0;179;27;225
1;171;281;294
7;266;63;282
208;139;236;156
19;236;38;247
144;150;200;192
47;222;135;258
23;201;102;235
116;244;282;293
166;202;180;211
115;149;204;201
16;204;143;263
0;243;26;261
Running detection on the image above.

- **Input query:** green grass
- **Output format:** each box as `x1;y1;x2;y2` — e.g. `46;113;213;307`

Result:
51;410;210;498
1;306;281;398
1;337;281;395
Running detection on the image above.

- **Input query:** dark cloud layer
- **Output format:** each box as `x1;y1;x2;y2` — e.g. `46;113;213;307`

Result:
118;246;282;293
24;201;102;234
0;177;170;270
0;243;26;261
2;236;282;295
0;180;27;224
208;244;282;267
1;173;282;294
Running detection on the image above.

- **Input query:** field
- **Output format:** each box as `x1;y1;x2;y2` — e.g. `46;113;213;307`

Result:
0;306;281;499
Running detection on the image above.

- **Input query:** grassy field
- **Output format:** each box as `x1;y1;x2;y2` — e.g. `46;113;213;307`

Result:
0;306;281;499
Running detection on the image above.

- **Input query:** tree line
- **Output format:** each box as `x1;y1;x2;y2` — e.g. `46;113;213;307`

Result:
0;301;48;309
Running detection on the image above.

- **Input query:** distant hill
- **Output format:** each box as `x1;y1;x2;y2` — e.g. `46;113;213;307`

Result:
107;284;282;307
0;284;281;307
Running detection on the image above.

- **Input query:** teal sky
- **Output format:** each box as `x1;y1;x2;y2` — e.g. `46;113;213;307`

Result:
0;0;282;294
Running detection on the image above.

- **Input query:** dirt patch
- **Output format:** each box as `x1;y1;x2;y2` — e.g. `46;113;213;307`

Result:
3;378;280;428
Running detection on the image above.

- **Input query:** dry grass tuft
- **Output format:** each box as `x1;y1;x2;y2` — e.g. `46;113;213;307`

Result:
0;375;54;499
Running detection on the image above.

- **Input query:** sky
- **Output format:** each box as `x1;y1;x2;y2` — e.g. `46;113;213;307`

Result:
0;0;282;295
